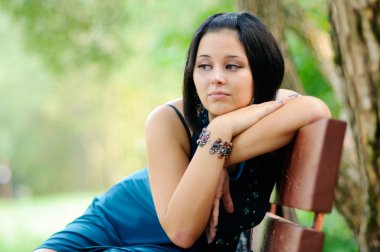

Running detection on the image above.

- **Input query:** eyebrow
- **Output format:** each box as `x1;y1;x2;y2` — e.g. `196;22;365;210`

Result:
197;54;245;59
197;55;210;58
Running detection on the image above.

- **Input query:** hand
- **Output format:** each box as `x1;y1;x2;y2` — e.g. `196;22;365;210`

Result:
213;100;283;138
213;95;299;138
206;169;234;243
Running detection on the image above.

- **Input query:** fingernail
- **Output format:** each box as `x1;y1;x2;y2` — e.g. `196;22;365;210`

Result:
287;93;299;100
276;99;284;104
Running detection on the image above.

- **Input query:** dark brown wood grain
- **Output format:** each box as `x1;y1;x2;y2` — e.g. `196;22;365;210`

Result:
251;118;346;252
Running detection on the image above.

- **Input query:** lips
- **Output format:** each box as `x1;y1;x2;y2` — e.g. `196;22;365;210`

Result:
208;91;230;97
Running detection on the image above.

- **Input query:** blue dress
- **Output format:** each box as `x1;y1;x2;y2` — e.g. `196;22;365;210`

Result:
36;105;280;252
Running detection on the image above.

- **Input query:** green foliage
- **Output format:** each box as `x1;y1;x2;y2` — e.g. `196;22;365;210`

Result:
0;0;129;74
0;1;358;251
0;193;95;251
0;0;234;195
282;0;341;117
286;30;341;117
297;0;330;30
297;209;359;252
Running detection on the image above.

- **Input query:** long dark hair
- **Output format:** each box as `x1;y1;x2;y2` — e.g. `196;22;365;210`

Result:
183;12;284;135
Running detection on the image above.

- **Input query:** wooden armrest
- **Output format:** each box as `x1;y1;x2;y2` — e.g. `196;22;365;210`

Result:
251;118;347;252
274;118;347;213
251;213;325;252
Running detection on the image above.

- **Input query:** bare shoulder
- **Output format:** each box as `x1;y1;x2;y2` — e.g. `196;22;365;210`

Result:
145;98;184;132
145;98;190;153
166;97;183;108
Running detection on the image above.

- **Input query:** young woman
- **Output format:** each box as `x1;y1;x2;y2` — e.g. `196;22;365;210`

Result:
35;12;331;252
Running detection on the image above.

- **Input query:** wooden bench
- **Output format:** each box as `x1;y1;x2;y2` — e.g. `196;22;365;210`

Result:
250;118;347;252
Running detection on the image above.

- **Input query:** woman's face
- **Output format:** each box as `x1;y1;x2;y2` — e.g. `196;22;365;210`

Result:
193;29;254;120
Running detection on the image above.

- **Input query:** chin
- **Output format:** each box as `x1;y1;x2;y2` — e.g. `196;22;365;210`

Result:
207;106;235;117
211;101;248;112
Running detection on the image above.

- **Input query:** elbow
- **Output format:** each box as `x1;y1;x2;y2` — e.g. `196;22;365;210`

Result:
304;96;332;124
159;213;203;248
167;229;198;249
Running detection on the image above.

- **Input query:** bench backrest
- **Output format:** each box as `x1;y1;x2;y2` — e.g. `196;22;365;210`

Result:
250;118;347;252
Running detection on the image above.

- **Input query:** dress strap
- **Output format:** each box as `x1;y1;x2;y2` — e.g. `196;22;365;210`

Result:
166;104;192;141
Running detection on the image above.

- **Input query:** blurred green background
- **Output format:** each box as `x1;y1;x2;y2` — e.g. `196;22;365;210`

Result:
0;0;356;251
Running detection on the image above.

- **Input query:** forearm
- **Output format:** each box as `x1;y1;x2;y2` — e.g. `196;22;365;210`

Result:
225;96;331;166
160;122;232;246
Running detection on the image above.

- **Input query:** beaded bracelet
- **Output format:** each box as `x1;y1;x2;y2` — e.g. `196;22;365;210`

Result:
197;128;233;159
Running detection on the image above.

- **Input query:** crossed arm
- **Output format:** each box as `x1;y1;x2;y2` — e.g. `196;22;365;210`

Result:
146;90;331;248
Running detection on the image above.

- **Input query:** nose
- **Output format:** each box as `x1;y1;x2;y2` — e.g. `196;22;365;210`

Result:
210;68;226;85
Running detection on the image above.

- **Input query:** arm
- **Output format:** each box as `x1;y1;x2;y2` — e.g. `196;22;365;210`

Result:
147;92;330;248
146;103;231;248
224;92;331;167
207;90;331;241
146;99;283;247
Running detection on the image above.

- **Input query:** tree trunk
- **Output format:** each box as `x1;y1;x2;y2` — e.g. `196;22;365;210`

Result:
236;0;380;251
236;0;305;94
328;0;380;250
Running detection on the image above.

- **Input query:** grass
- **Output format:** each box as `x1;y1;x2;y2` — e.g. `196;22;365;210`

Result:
0;193;95;251
297;209;359;252
1;193;358;251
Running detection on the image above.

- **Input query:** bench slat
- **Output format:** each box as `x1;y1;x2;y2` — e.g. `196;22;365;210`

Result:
251;213;325;252
275;119;346;213
251;118;347;252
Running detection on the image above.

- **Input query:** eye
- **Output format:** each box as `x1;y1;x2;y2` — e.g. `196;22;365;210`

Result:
226;64;241;70
197;64;211;70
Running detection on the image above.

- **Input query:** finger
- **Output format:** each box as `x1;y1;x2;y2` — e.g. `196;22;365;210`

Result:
277;93;300;104
269;100;285;109
211;226;216;241
207;209;216;243
206;209;215;243
206;226;213;243
212;197;220;226
222;190;234;213
221;172;234;213
210;218;217;241
209;198;220;242
206;225;211;243
256;101;284;118
215;171;226;199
